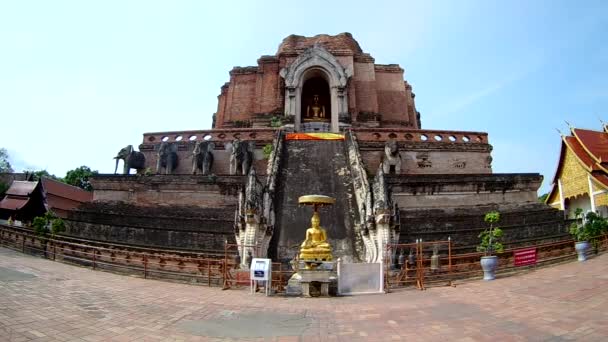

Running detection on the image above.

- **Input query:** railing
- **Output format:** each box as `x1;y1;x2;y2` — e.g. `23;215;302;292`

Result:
0;224;228;286
384;233;608;291
0;223;295;292
3;223;605;293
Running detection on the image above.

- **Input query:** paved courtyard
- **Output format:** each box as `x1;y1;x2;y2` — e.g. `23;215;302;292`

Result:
0;247;607;341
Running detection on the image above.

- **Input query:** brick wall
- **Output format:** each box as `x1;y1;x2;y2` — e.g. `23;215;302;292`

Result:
353;61;378;115
91;175;243;207
388;173;543;210
65;202;235;251
399;204;568;251
375;68;409;124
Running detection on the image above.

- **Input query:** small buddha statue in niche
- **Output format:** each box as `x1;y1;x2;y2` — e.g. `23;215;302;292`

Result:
306;94;325;119
299;211;333;261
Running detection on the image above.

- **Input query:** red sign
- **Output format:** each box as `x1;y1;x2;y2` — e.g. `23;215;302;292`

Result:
514;247;537;266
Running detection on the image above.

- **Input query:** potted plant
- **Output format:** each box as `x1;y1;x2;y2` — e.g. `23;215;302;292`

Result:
582;211;608;254
477;210;504;281
569;208;590;261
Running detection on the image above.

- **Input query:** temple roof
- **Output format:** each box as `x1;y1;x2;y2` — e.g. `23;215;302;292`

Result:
41;177;93;204
6;181;38;196
0;196;30;211
0;181;38;212
572;128;608;162
277;33;363;55
547;125;608;204
0;177;92;217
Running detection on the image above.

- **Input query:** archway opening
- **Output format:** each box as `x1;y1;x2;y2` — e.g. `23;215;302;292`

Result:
301;75;331;123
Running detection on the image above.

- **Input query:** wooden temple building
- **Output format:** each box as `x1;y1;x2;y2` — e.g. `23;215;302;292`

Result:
546;125;608;218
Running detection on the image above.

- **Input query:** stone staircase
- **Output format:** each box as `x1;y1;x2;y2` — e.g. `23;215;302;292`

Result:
269;140;360;262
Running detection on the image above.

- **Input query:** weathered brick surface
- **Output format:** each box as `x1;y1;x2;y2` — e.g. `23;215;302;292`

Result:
65;201;236;250
353;61;379;114
277;32;363;54
399;204;568;251
213;33;418;130
91;174;243;207
375;69;410;124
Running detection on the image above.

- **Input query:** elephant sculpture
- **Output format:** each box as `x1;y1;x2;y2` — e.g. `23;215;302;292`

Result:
229;139;254;175
156;141;179;174
192;141;215;175
381;140;402;174
114;145;146;175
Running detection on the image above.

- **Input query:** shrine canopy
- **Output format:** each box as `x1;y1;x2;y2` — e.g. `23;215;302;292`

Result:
546;125;608;218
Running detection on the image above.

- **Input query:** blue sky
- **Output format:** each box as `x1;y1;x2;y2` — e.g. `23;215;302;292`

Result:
1;1;606;194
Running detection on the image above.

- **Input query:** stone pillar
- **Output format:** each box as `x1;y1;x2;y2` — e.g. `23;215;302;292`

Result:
558;179;565;211
588;174;596;212
330;86;340;132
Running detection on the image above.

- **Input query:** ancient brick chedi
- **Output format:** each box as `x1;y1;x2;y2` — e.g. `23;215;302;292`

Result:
64;33;567;265
215;33;419;132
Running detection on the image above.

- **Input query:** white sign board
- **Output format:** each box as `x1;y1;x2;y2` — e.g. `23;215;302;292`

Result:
338;262;384;295
250;258;271;281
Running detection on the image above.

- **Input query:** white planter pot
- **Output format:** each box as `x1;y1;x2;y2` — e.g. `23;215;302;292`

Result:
575;241;590;262
480;256;498;281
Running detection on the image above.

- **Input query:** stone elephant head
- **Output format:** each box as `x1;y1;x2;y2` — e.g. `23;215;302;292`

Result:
192;141;215;175
114;145;146;175
156;141;179;175
229;139;254;175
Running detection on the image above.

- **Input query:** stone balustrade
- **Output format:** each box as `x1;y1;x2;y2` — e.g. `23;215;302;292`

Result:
142;128;277;145
351;128;489;144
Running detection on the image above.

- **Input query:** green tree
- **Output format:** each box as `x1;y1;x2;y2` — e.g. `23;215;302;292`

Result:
24;169;62;182
64;166;98;191
477;210;504;256
538;193;548;203
0;181;8;196
32;211;65;258
0;148;13;173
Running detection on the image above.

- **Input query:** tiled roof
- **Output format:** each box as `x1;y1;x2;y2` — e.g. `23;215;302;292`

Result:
547;126;608;204
564;136;598;170
0;196;30;210
572;128;608;162
591;172;608;189
41;177;93;203
6;181;38;196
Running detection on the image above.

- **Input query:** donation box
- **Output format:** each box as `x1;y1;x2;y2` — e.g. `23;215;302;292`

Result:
250;258;271;281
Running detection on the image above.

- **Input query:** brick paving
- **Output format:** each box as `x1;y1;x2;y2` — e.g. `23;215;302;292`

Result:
1;247;607;341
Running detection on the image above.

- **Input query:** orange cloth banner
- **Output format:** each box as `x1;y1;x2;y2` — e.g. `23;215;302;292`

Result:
285;133;345;141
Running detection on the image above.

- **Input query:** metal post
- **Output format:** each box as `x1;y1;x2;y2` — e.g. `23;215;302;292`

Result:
143;255;148;279
448;237;452;286
92;249;96;270
222;240;229;289
207;259;211;287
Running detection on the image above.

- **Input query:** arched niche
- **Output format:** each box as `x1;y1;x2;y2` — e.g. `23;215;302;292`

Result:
280;44;351;132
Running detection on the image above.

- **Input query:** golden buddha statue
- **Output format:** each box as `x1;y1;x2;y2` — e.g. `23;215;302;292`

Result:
306;94;325;119
299;211;333;262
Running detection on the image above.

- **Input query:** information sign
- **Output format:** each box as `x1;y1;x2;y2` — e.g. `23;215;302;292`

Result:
514;247;537;267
